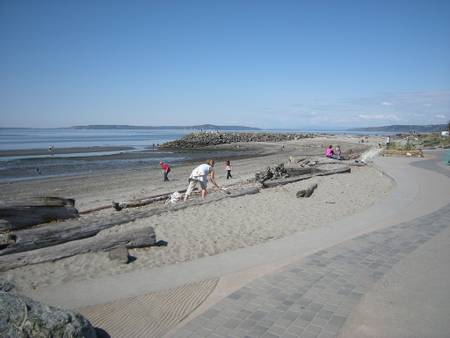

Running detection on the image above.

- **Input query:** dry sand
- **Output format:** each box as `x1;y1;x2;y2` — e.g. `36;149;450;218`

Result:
1;135;393;293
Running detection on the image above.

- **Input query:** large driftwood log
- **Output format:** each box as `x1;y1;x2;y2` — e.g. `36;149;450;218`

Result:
0;227;156;271
0;197;78;231
0;186;260;256
315;166;351;176
81;190;189;213
261;166;350;188
261;174;314;188
296;183;318;198
112;190;186;211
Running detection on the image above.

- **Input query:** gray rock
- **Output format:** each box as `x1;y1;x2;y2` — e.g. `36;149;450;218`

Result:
0;292;97;338
0;280;14;292
160;131;314;149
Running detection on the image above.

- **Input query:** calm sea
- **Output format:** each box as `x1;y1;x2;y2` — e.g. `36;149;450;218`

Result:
0;128;193;151
0;128;196;182
0;128;386;182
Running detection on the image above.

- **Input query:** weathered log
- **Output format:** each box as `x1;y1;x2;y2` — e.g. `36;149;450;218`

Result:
0;197;78;231
0;227;156;271
261;166;351;188
113;194;171;211
0;207;79;232
0;186;260;256
0;233;15;250
284;167;314;176
108;246;130;264
261;174;314;188
296;183;318;198
314;166;351;176
0;197;75;208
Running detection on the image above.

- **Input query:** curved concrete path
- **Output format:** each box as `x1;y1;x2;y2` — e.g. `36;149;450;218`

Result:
169;151;450;338
27;150;450;337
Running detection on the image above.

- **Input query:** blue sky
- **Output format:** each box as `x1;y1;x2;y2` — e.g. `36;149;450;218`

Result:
1;0;449;129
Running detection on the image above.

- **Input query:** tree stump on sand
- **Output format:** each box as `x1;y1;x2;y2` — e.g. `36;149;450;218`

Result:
296;183;318;198
107;246;130;264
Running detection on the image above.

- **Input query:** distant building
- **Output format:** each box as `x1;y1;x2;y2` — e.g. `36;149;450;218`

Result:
441;131;449;137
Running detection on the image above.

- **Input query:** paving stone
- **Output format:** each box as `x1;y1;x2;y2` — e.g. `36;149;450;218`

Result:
173;203;450;338
261;333;280;338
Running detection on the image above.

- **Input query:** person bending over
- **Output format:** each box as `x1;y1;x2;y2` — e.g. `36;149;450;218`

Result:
184;159;220;201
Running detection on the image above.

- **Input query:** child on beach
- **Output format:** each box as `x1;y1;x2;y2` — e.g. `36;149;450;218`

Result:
225;160;232;179
184;159;220;200
326;145;335;158
159;161;171;181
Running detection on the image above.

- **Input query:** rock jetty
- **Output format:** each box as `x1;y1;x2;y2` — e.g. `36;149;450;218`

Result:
160;132;314;149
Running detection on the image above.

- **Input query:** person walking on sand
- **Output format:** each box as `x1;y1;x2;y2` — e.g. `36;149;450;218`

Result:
225;160;232;179
184;159;220;201
159;161;171;182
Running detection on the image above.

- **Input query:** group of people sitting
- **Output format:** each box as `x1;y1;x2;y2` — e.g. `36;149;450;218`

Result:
325;144;343;160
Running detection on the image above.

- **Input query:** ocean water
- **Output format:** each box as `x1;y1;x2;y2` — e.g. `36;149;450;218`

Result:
0;128;195;182
0;128;193;151
0;127;387;183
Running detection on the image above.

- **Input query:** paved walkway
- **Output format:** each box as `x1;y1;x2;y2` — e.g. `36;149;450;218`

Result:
170;153;450;338
172;203;450;338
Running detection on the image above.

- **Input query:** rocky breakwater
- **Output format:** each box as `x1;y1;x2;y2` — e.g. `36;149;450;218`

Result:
160;131;314;149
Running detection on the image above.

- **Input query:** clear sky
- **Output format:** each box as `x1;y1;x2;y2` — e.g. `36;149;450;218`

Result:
1;0;449;129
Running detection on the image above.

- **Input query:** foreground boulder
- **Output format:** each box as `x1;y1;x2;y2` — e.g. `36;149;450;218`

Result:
0;292;97;338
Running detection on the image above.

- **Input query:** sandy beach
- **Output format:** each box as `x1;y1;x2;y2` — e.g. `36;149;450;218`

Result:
1;135;394;293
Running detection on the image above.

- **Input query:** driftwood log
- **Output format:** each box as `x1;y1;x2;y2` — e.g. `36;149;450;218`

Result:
112;189;186;211
0;186;260;256
261;167;350;188
0;197;78;231
296;183;318;198
0;227;156;271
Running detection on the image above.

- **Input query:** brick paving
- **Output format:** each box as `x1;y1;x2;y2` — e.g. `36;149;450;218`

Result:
173;202;450;338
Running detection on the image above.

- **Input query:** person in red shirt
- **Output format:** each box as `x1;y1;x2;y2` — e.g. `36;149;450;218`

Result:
159;161;171;181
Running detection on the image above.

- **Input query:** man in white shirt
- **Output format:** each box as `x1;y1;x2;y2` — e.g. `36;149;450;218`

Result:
184;159;220;201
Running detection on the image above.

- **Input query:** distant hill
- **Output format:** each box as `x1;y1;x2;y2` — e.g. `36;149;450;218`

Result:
69;124;259;131
348;124;448;133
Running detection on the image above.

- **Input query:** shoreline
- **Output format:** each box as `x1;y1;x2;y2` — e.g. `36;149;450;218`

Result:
0;145;137;157
0;135;395;294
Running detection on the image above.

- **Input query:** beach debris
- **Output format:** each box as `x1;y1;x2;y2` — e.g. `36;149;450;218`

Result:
1;187;261;259
255;163;289;183
167;191;183;204
220;187;232;195
113;190;187;211
0;197;79;231
107;246;130;264
0;280;14;292
0;292;97;338
0;232;16;250
0;227;156;271
260;165;351;188
296;183;318;198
